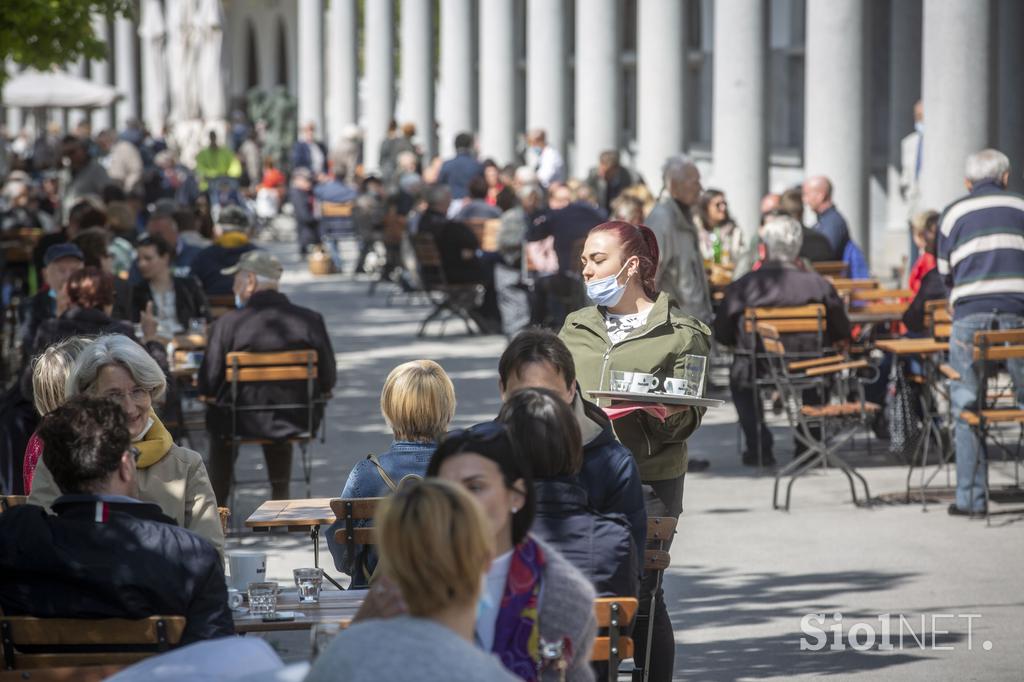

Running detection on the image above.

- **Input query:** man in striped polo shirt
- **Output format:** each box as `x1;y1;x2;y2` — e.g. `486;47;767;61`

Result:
937;148;1024;516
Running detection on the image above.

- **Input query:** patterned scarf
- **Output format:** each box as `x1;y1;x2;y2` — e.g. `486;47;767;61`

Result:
492;537;546;681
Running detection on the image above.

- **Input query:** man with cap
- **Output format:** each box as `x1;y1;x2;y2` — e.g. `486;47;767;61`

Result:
189;205;258;295
198;250;336;503
19;243;85;363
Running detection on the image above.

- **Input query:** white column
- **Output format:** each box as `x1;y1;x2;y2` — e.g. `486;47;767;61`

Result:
400;0;435;157
804;0;867;252
114;15;139;128
297;0;325;135
711;0;766;243
328;0;358;149
439;0;475;158
997;0;1024;194
90;16;113;131
527;0;567;160
364;0;394;173
637;0;686;192
4;60;21;134
479;0;516;164
574;0;620;176
920;0;991;211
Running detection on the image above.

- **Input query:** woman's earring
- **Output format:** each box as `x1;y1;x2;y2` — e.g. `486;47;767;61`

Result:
511;507;518;514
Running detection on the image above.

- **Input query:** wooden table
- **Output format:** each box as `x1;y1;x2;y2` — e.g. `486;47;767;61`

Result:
848;310;908;325
246;498;341;588
233;588;363;634
875;338;949;355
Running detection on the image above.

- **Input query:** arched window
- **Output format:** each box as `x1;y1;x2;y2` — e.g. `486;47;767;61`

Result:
276;17;288;87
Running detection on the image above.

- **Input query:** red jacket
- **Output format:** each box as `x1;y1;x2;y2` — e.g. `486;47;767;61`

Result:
908;253;936;294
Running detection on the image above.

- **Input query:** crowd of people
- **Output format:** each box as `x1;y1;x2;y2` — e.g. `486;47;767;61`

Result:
0;101;1021;682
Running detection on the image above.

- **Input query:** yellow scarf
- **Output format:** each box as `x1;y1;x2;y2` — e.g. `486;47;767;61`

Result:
216;232;250;249
134;410;174;469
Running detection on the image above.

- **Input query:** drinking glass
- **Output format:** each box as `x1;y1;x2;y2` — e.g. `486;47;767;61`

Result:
679;354;707;397
188;318;208;336
247;581;279;615
294;567;324;603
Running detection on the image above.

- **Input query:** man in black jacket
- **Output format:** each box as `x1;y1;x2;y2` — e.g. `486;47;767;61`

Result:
714;214;851;466
199;250;337;503
0;396;233;644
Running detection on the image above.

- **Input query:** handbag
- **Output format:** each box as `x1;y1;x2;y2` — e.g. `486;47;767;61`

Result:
886;362;922;464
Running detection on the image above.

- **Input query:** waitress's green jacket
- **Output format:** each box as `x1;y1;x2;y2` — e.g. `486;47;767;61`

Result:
559;292;711;482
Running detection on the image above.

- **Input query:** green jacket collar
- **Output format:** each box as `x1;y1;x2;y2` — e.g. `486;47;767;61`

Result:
568;292;675;344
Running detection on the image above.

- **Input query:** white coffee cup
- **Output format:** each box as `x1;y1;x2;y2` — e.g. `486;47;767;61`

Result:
226;587;244;609
610;370;660;393
663;377;693;396
227;551;267;591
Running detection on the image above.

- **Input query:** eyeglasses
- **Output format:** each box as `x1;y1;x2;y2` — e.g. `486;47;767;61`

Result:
102;387;151;405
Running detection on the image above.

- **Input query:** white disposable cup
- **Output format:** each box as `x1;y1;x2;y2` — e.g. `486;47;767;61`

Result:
227;551;267;591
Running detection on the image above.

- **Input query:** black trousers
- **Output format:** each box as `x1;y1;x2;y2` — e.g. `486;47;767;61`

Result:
209;437;293;505
633;473;685;682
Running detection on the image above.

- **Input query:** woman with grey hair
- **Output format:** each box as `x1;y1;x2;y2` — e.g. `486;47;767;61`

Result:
28;334;224;552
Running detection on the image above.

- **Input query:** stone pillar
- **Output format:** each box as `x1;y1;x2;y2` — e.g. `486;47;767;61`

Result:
574;0;620;177
364;0;394;173
400;0;435;157
90;16;113;131
297;0;324;135
479;0;516;164
920;0;991;211
711;0;766;244
328;0;358;149
997;0;1024;193
4;60;21;134
527;0;567;161
804;0;867;252
636;0;686;193
439;0;475;158
113;15;139;128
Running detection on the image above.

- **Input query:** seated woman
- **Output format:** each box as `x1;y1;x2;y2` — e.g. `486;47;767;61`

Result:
32;267;136;354
131;234;210;336
326;359;456;586
428;424;597;682
27;334;224;553
307;479;518;682
23;337;91;494
903;211;945;334
498;388;637;599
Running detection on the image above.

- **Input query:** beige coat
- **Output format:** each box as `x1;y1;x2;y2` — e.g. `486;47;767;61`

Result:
28;444;224;554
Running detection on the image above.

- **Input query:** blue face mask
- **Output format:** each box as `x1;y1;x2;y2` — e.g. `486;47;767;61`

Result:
585;259;633;307
234;293;245;309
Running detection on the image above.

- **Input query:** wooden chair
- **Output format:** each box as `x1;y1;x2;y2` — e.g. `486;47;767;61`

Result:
757;323;876;510
631;517;676;682
923;299;952;339
0;664;126;681
960;329;1024;523
221;350;327;508
591;597;638;681
330;497;382;576
206;294;236;319
0;615;185;670
812;261;848;278
0;496;26;513
320;201;354;219
828;278;879;293
410;232;484;337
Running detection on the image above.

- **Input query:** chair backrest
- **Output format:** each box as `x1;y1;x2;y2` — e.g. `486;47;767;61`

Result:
0;496;27;513
590;597;638;664
330;497;382;573
828;278;879;292
411;232;446;289
923;299;951;339
320;201;354;218
481;219;501;253
0;663;127;681
849;288;913;302
0;616;185;670
225;350;318;384
812;261;847;278
207;294;236;319
972;329;1024;411
743;304;826;336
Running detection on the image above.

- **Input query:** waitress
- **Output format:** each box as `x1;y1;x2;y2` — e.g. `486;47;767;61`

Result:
558;219;710;682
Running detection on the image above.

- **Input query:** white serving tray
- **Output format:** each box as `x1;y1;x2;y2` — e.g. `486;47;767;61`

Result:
588;390;724;408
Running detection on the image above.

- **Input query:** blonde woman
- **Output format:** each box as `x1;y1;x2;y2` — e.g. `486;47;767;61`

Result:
306;479;517;682
27;334;224;553
22;337;91;493
326;359;456;586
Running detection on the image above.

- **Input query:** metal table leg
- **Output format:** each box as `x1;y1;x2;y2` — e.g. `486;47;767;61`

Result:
309;524;345;591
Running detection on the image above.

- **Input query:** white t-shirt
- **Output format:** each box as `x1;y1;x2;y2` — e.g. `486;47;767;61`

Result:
474;548;514;652
604;307;652;344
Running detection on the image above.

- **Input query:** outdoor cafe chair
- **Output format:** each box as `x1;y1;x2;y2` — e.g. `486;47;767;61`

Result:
330;497;382;579
960;328;1024;523
757;323;878;511
630;516;676;682
591;597;638;682
410;232;485;337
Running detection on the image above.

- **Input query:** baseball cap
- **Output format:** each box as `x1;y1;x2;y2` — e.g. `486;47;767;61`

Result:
220;250;283;280
43;243;85;267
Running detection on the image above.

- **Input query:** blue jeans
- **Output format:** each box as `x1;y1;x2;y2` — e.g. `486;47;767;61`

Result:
322;234;357;272
949;312;1024;511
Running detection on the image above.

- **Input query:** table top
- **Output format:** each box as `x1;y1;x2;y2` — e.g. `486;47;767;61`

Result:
246;498;336;530
233;589;363;633
874;338;949;355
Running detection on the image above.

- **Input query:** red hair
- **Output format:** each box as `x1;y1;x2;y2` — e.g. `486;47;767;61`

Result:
588;221;660;299
66;266;116;310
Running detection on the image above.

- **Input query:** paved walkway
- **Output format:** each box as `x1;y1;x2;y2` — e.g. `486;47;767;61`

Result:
223;243;1024;681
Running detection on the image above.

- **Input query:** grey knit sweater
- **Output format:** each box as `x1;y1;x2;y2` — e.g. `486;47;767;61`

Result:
533;536;599;682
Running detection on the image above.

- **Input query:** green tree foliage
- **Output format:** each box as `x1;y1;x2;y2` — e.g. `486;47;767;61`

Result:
0;0;132;86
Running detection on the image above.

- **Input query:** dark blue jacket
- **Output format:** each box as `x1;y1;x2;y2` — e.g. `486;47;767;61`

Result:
438;153;484;199
813;206;850;260
291;140;327;174
530;478;638;598
326;440;436;588
576;395;647;563
528;202;608;273
314;179;359;238
0;497;233;644
189;240;258;295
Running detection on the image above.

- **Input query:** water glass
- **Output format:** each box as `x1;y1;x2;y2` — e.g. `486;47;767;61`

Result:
189;318;208;335
247;581;279;615
294;567;324;603
679;354;707;397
